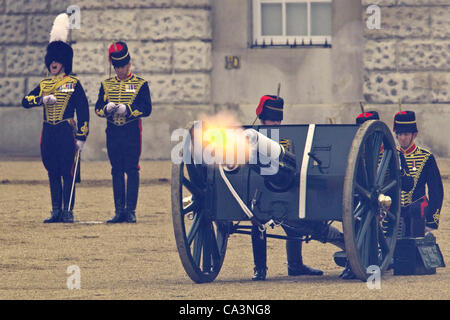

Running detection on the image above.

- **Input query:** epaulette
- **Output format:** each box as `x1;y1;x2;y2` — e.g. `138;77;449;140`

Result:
133;75;146;83
68;75;79;82
417;146;432;156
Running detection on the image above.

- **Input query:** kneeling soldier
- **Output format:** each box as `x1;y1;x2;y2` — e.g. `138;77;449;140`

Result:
393;111;443;237
95;41;152;223
22;14;89;223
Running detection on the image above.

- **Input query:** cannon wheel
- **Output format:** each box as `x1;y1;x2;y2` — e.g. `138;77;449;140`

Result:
171;123;230;283
342;120;401;281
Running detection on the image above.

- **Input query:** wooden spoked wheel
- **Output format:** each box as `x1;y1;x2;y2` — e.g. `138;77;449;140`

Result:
171;123;230;283
342;120;401;281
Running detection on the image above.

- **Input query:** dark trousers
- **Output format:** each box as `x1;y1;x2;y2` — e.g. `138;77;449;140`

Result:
251;224;303;269
251;224;266;269
400;197;428;237
106;120;142;212
41;122;77;211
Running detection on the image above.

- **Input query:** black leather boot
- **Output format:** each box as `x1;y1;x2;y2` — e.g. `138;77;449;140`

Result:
125;169;139;223
251;224;267;277
107;209;126;223
125;209;136;223
339;261;357;280
45;174;63;223
107;172;126;223
62;174;75;223
288;263;324;276
61;210;74;223
286;240;323;276
44;210;62;223
252;266;267;281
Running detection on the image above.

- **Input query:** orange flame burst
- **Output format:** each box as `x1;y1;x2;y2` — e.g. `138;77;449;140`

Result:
198;111;250;165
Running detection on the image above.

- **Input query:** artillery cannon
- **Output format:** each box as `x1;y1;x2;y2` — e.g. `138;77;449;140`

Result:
171;120;401;282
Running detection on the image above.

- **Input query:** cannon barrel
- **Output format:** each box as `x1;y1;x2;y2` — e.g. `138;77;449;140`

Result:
244;128;296;191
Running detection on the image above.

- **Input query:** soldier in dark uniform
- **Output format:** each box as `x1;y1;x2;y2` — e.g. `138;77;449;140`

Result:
251;95;324;281
95;41;152;223
394;111;443;237
21;13;89;223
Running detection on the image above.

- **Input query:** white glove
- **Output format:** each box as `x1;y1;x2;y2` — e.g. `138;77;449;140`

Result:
43;95;57;105
105;102;117;114
76;140;85;151
115;104;127;115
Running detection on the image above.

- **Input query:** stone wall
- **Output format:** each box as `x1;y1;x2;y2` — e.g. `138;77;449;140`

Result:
0;0;213;160
362;0;450;157
363;0;450;104
362;0;450;156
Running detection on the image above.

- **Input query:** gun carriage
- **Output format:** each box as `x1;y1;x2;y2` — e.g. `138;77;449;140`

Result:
171;120;401;282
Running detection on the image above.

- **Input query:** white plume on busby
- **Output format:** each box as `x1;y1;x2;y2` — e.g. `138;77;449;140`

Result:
45;13;74;75
49;13;70;43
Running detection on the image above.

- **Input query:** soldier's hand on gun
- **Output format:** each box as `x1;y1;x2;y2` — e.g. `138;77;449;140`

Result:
115;104;127;116
105;102;117;114
43;94;57;105
76;140;85;152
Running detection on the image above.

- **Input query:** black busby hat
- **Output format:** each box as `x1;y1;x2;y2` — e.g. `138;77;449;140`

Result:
109;41;131;68
394;111;418;133
355;111;380;124
45;14;73;75
45;41;73;75
256;95;284;122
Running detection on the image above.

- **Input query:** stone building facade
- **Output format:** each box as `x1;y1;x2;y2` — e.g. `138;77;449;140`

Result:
362;0;450;156
0;0;449;159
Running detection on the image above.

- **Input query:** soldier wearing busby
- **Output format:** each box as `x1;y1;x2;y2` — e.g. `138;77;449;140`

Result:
251;95;325;281
95;41;152;223
21;13;89;223
394;111;443;237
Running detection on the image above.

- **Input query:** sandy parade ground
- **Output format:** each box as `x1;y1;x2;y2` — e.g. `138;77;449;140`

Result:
0;158;449;301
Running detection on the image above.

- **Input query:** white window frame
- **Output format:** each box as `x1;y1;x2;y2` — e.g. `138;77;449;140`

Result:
252;0;332;47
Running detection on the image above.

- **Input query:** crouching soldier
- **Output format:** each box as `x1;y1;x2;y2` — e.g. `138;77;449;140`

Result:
95;41;152;223
251;95;342;281
22;13;89;223
393;111;444;237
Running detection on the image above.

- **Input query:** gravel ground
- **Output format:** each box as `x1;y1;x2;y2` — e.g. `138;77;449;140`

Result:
0;159;449;300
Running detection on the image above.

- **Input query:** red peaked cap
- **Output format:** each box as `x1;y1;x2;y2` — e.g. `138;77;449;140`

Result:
256;95;284;121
